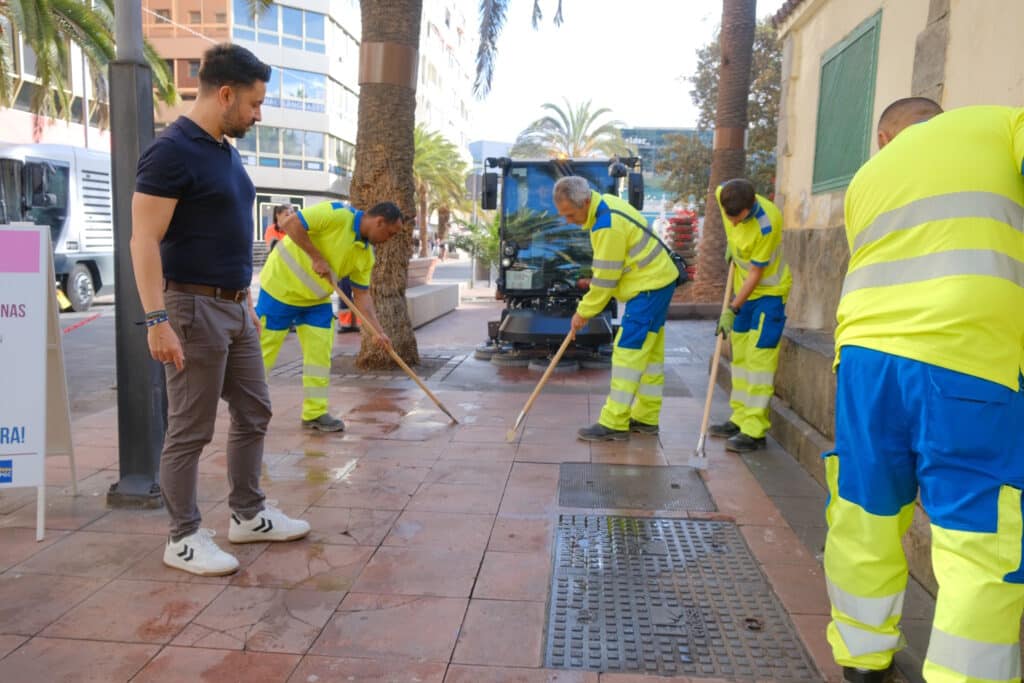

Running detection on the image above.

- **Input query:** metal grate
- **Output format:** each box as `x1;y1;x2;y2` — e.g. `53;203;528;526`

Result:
558;464;716;512
546;515;819;679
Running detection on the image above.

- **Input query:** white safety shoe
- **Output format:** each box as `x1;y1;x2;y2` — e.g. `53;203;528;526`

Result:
228;502;311;544
163;528;239;576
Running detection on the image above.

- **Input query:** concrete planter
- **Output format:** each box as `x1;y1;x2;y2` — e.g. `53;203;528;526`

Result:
407;257;437;288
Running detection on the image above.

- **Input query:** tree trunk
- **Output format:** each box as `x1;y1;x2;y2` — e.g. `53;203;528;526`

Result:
691;0;757;303
418;185;429;257
437;206;450;242
352;0;423;369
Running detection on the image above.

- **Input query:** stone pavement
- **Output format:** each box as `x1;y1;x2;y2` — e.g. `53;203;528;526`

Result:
0;283;859;683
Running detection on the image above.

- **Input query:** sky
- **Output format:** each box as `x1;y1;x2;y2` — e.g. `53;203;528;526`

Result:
463;0;788;143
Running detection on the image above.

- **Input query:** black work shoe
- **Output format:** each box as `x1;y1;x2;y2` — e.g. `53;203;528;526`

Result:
843;666;893;683
577;423;630;442
629;419;659;435
302;414;346;432
725;433;766;452
708;420;741;438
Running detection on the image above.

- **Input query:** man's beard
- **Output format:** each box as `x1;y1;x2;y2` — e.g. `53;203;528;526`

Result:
223;108;252;139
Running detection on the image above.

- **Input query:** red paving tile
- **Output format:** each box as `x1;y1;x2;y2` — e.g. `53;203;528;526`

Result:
0;574;105;635
384;509;495;553
406;481;504;514
473;551;551;601
1;637;158;682
302;506;399;546
171;586;344;653
11;530;163;578
41;578;222;643
791;613;844;682
453;599;547;667
133;646;300;683
287;655;447;682
231;541;374;591
489;517;554;553
444;666;599;682
0;634;26;659
310;593;466;661
760;561;832;616
0;526;69;571
353;545;482;597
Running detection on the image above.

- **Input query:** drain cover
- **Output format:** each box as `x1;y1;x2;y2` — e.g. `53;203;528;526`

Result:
546;515;818;679
558;464;716;512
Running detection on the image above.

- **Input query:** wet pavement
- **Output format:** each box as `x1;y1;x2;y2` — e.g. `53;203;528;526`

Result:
1;261;856;682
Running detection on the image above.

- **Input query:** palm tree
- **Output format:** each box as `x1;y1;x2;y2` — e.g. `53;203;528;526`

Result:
413;125;469;258
511;99;629;159
0;0;176;122
475;0;564;96
690;0;757;303
351;0;422;370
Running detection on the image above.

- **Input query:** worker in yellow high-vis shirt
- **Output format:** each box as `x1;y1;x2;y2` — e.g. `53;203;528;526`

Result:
708;179;792;453
256;201;403;431
825;97;1024;683
553;176;679;442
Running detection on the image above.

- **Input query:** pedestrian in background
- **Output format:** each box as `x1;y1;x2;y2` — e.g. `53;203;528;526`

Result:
264;203;292;253
131;43;309;577
823;97;1024;683
554;176;679;442
708;179;792;452
256;200;403;432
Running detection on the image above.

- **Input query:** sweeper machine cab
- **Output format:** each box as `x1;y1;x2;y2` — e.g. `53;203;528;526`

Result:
476;156;644;366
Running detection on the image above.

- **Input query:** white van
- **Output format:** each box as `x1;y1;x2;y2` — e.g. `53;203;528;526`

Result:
0;143;113;311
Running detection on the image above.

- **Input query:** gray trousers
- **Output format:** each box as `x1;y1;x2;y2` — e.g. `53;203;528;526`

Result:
162;290;272;539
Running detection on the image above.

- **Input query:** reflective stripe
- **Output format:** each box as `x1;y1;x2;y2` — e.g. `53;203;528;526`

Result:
629;231;653;258
927;628;1021;681
593;258;623;270
732;366;776;387
644;362;663;376
759;265;785;286
731;388;771;409
608;388;634;405
834;620;902;658
852;191;1024;253
826;579;903;628
303;364;330;379
304;386;330;399
842;249;1024;298
612;366;642;384
276;246;332;299
637;383;662;397
733;255;752;270
634;245;661;270
591;277;619;289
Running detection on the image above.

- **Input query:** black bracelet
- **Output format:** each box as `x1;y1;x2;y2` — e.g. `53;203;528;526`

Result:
145;309;167;320
144;315;169;327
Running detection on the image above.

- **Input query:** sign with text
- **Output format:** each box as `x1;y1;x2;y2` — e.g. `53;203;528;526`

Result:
0;228;46;488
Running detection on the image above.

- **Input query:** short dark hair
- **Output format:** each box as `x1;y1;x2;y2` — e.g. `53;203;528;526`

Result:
366;201;403;223
273;204;291;221
719;179;756;217
198;43;271;90
878;97;943;131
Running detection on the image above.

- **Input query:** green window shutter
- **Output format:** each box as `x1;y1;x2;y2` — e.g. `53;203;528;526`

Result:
812;12;881;193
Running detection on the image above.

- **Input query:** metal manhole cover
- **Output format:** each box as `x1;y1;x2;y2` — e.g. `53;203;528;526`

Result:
546;515;818;679
559;464;716;512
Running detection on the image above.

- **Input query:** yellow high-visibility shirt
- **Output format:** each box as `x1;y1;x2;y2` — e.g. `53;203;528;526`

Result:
715;186;792;301
576;191;678;319
836;105;1024;389
259;201;374;307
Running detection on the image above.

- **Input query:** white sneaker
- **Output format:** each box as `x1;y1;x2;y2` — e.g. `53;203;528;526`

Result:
163;528;239;576
229;502;311;544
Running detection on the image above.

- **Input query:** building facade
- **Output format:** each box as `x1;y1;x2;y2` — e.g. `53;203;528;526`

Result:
417;0;475;160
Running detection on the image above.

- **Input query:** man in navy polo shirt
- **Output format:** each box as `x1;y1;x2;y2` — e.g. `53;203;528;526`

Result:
131;43;309;577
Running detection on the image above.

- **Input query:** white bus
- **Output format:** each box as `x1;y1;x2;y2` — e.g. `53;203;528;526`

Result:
0;143;113;311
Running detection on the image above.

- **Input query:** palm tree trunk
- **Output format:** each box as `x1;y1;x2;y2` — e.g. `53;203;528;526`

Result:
418;186;429;258
691;0;757;303
352;0;423;369
437;206;451;243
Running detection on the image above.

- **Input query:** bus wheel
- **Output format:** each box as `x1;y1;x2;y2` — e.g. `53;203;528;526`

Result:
67;264;95;312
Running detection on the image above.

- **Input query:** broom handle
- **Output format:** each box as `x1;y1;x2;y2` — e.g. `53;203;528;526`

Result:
697;261;736;438
331;281;458;423
516;329;575;424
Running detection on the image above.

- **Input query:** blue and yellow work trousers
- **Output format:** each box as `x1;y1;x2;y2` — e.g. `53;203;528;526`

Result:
825;346;1024;682
729;295;785;439
256;290;335;421
598;283;675;431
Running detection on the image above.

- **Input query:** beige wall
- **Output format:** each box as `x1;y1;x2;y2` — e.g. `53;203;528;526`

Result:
944;0;1024;109
775;0;929;231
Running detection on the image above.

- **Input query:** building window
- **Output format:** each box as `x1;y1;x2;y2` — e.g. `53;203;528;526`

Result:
304;12;325;53
812;11;881;193
154;9;171;23
258;3;279;44
189;11;201;24
247;125;330;171
232;0;255;40
215;12;226;23
188;60;200;78
281;6;303;49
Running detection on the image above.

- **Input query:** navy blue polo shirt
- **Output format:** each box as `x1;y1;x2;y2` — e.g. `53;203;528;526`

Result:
135;116;255;290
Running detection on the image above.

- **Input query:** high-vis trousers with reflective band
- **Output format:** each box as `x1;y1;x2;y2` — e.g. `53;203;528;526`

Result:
729;296;785;439
255;290;336;422
824;346;1024;682
598;283;675;430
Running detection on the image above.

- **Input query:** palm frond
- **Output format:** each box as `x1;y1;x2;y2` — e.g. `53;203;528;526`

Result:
473;0;508;97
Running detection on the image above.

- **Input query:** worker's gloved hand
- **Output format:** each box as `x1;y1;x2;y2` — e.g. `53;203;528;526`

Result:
725;242;733;264
716;307;736;338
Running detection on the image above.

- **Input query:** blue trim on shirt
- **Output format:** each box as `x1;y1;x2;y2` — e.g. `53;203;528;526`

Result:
353;210;367;244
350;281;369;290
296;209;310;230
331;201;344;210
750;259;770;267
591;200;612;232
